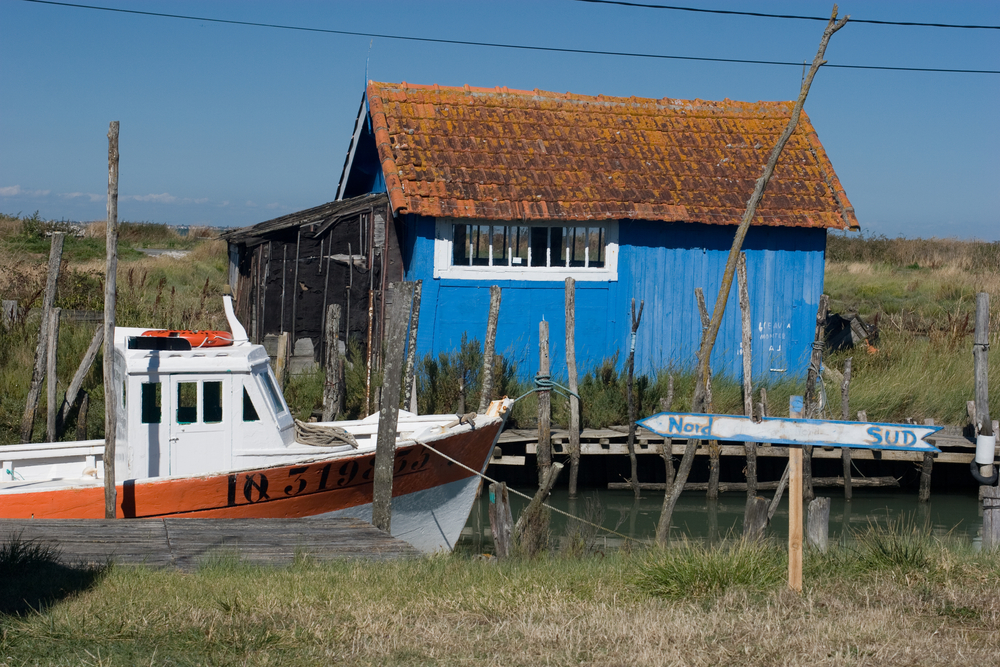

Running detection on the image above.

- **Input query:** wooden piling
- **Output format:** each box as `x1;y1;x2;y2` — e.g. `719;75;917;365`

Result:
478;285;501;414
275;331;289;389
402;280;422;414
57;325;104;437
983;486;1000;551
655;375;675;546
920;418;935;502
322;304;343;421
973;292;993;486
841;357;853;500
694;288;719;499
537;320;551;487
75;391;89;441
788;395;804;593
488;481;514;559
802;294;829;503
371;282;414;534
516;461;563;557
737;253;758;507
565;278;581;498
45;307;61;442
626;299;644;499
104;120;119;519
21;231;64;443
743;496;769;542
807;497;831;553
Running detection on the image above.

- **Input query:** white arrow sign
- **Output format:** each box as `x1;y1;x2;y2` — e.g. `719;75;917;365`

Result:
638;412;941;453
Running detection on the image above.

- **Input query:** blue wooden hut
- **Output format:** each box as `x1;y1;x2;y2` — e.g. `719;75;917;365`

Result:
240;81;860;385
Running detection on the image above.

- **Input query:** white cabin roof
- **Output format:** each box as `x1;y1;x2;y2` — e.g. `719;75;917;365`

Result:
114;327;269;375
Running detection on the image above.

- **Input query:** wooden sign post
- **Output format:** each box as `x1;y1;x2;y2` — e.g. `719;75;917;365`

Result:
640;405;942;592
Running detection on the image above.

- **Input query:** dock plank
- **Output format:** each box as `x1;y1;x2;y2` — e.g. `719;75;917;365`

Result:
0;518;418;571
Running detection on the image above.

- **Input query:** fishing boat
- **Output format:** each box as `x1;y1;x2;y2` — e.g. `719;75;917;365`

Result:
0;296;511;553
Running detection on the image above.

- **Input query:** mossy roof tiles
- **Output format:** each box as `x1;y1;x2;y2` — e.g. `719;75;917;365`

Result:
366;81;858;230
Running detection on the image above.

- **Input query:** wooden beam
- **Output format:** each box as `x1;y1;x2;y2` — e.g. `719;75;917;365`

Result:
104;120;119;519
478;285;501;414
45;307;61;442
565;278;581;498
21;231;64;443
57;325;104;437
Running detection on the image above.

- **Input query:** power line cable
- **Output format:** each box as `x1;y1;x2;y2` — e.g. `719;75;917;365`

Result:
574;0;1000;30
19;0;1000;74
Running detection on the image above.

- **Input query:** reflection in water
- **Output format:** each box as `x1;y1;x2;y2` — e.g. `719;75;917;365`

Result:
460;488;985;552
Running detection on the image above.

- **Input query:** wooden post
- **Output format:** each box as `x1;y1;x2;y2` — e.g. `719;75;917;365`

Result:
788;394;803;593
919;418;935;502
103;120;119;519
371;282;414;534
488;481;514;559
655;376;675;546
743;496;769;542
322;304;343;421
691;7;849;412
737;253;758;509
973;292;993;486
515;461;564;557
802;294;828;503
537;320;551;487
695;289;719;499
807;497;831;553
20;231;65;443
45;307;61;442
75;391;89;441
626;299;645;499
983;486;1000;551
565;278;582;498
841;357;853;500
402;280;423;413
275;331;289;389
478;285;501;413
57;325;104;437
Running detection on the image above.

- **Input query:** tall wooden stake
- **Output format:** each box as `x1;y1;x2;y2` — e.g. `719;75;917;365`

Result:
920;418;935;502
322;304;343;421
974;292;993;485
478;285;502;413
841;357;853;500
695;289;720;499
371;282;415;534
565;278;581;497
626;298;645;499
655;375;675;546
737;253;758;507
537;320;551;487
57;325;104;437
45;307;61;442
802;294;829;502
788;395;804;593
21;231;64;443
402;280;423;413
691;7;848;412
104;120;119;519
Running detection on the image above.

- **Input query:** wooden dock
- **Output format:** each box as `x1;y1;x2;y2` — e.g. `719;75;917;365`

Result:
0;518;418;571
492;424;991;466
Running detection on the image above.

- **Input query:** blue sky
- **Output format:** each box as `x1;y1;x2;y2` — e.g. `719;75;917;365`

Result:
1;0;997;239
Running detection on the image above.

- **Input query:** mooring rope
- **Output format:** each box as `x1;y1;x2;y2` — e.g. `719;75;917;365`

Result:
294;419;360;449
512;372;582;404
415;435;651;547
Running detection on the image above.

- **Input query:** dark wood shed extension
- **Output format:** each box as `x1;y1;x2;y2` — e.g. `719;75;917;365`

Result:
220;193;402;368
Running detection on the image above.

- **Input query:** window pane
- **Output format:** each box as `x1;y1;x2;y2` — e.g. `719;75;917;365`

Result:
491;226;506;264
452;224;468;265
471;225;489;266
203;381;223;424
549;227;563;266
141;383;161;424
589;227;605;267
513;226;528;265
243;387;260;422
530;227;548;267
570;227;587;267
177;382;197;424
262;370;286;414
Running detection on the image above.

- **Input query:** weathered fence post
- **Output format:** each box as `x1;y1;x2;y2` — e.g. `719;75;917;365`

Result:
371;282;415;534
76;391;89;441
803;294;829;503
103;120;119;519
694;289;720;499
920;418;935;502
402;281;422;414
275;331;289;389
57;325;104;437
626;299;645;499
841;357;853;500
807;496;831;553
45;307;61;442
21;231;64;443
737;253;758;510
516;461;563;557
322;304;343;421
973;292;994;490
488;481;514;559
788;395;804;593
744;496;769;542
537;320;551;487
655;376;675;546
565;278;582;498
478;285;501;414
983;486;1000;550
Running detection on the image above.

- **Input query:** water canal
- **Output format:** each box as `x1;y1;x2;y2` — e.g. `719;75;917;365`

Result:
459;488;986;553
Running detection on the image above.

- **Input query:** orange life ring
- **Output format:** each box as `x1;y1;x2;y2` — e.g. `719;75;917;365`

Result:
140;330;234;348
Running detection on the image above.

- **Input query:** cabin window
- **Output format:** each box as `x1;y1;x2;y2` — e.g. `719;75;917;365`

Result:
203;381;223;424
261;370;287;415
141;382;161;424
177;382;197;424
243;388;260;422
436;219;617;281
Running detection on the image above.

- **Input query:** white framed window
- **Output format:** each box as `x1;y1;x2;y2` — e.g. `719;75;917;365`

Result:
433;218;618;281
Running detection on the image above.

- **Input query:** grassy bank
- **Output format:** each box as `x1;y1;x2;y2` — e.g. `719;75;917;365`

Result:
2;529;998;666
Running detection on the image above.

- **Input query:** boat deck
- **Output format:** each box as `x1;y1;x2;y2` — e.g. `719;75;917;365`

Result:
0;517;419;571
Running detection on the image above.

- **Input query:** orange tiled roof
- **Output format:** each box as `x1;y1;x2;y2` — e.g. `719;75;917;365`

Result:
366;81;858;230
